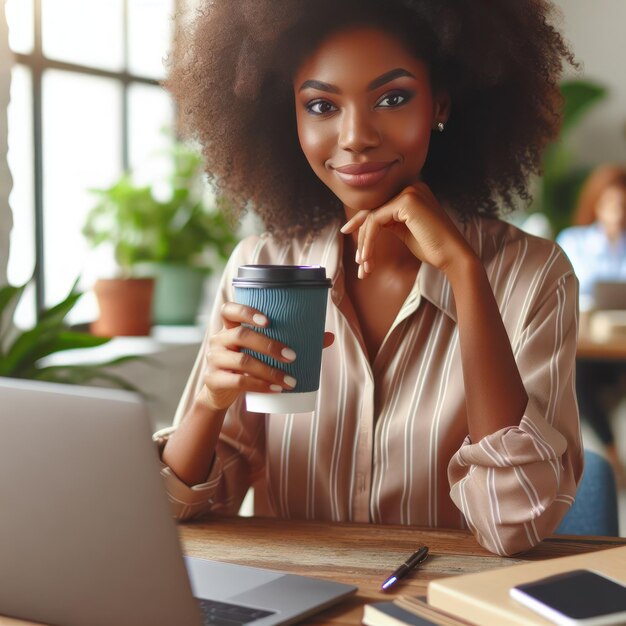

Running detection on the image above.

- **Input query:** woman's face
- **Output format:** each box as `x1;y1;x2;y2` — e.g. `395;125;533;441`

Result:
293;26;449;214
596;184;626;237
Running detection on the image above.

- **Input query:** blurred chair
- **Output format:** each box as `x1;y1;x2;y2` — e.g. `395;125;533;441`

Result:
556;449;619;536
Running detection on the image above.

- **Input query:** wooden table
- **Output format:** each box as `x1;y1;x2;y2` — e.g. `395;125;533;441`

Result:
2;517;625;626
577;333;626;361
180;517;626;625
577;312;626;360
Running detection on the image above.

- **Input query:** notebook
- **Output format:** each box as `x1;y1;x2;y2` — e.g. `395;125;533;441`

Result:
427;545;626;626
0;377;356;626
362;596;471;625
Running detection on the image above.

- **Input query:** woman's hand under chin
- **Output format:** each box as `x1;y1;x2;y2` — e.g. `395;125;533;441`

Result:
340;182;475;278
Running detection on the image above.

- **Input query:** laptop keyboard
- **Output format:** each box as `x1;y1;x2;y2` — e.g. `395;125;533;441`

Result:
197;598;275;625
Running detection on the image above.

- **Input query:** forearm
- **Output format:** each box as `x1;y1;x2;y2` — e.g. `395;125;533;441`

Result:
161;386;227;486
445;252;528;442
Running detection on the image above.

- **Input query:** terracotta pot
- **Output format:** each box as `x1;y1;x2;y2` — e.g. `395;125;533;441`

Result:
91;277;155;337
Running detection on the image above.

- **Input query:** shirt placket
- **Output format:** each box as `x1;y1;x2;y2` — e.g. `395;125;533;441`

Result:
352;372;374;522
330;266;375;522
367;273;423;521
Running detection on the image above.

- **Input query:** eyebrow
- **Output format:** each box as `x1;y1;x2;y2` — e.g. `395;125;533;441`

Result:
298;67;416;93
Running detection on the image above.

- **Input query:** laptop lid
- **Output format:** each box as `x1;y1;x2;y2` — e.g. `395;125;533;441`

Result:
0;378;357;626
593;281;626;310
0;377;202;626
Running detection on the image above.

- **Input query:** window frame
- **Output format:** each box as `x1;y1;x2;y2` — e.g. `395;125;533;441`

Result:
11;0;180;315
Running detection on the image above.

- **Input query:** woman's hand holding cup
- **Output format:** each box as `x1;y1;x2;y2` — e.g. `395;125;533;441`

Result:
204;301;334;412
204;302;297;411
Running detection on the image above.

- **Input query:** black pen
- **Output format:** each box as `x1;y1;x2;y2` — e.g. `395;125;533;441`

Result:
381;546;429;591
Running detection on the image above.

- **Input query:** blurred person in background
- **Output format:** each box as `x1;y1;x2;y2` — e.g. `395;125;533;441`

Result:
557;164;626;484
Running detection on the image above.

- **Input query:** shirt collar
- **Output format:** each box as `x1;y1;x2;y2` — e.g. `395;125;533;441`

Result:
317;209;477;324
418;209;473;323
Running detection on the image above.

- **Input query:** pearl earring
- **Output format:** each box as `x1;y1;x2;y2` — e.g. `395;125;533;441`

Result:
436;121;445;133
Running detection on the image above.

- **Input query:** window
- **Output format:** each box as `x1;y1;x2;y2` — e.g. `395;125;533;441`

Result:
6;0;176;325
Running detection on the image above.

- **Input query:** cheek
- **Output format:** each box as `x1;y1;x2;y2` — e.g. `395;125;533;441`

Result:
394;115;432;166
297;117;333;172
597;204;624;225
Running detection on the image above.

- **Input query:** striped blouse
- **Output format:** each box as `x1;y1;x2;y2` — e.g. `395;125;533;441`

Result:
155;212;583;556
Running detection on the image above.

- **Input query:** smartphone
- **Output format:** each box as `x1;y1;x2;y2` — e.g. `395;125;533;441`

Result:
509;569;626;626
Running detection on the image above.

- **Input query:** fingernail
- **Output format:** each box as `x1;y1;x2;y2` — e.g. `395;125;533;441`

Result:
364;261;371;273
284;375;297;388
355;249;361;264
270;384;282;392
253;313;268;326
281;347;297;361
340;223;349;233
358;265;363;279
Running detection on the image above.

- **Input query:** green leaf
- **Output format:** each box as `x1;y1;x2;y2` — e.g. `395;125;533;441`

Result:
39;290;82;327
560;80;608;137
531;79;609;235
2;328;112;377
31;364;150;397
0;282;27;353
0;283;26;316
48;331;112;352
0;278;150;392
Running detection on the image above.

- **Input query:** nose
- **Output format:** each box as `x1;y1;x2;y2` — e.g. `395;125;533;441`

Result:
338;105;381;153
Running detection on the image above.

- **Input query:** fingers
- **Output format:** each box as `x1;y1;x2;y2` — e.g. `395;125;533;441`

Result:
340;210;377;279
221;302;269;330
207;302;334;411
212;320;296;362
339;210;368;235
219;301;296;362
343;207;397;279
340;185;430;280
202;360;288;412
360;213;385;277
208;348;297;390
201;302;299;409
204;334;296;410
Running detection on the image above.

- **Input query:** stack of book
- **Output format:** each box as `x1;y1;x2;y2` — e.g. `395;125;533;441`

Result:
362;545;626;626
363;595;470;625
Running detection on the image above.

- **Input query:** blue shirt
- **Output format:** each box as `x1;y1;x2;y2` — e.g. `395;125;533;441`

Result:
557;223;626;310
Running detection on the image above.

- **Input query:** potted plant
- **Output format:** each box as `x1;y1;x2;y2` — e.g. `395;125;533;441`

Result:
528;79;608;236
0;278;143;390
83;140;238;331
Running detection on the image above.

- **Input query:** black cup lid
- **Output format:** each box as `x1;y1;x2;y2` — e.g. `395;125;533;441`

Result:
232;265;332;288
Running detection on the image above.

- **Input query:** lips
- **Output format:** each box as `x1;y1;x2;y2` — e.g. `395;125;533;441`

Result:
333;161;395;187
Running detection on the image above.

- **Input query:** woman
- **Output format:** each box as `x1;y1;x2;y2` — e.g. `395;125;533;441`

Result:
557;165;626;482
557;165;626;310
156;0;582;556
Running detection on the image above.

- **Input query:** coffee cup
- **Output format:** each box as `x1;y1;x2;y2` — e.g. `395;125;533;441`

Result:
232;265;332;413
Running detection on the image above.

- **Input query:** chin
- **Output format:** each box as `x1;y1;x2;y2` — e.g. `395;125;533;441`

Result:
336;190;398;213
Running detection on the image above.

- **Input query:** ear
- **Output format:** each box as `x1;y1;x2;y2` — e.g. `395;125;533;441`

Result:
433;89;451;126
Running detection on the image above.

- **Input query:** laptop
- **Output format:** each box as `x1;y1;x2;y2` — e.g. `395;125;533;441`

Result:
593;280;626;310
0;377;356;626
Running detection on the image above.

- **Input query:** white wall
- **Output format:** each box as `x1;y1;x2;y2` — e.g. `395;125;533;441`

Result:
553;0;626;167
0;0;12;287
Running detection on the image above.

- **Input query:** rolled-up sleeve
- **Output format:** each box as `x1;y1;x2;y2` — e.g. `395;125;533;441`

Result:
448;268;584;555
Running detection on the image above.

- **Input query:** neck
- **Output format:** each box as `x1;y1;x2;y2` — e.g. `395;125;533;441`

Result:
341;223;419;274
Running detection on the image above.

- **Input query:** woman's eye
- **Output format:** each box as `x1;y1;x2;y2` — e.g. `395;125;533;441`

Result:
306;100;337;115
377;92;410;108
